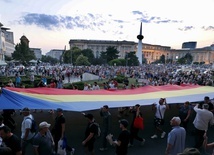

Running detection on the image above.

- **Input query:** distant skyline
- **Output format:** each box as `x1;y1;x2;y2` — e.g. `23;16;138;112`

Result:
0;0;214;54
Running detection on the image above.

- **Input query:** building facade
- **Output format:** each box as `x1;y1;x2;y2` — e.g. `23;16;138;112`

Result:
30;48;42;60
69;39;214;64
69;39;136;58
0;23;6;65
46;49;64;60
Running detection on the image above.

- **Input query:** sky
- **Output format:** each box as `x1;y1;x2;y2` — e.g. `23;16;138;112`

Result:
0;0;214;54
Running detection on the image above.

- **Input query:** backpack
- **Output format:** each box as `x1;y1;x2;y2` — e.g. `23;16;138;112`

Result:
25;117;37;133
90;122;101;137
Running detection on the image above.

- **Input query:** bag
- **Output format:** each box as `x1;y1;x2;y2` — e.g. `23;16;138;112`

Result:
133;117;144;130
25;117;37;133
160;119;165;125
90;122;101;137
57;139;66;155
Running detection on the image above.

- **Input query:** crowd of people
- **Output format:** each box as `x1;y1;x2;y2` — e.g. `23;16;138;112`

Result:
0;63;214;154
0;95;213;155
1;63;214;90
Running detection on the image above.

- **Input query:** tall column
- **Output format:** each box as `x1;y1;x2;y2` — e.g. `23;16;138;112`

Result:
136;22;144;65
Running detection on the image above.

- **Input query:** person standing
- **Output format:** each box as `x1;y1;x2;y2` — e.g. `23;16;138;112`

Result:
51;108;65;153
2;109;16;132
21;107;36;155
165;117;186;155
99;105;111;151
204;96;214;113
114;119;130;155
129;104;145;147
82;113;97;155
178;101;192;131
15;74;21;88
151;98;169;139
33;121;54;155
193;103;214;149
0;125;22;155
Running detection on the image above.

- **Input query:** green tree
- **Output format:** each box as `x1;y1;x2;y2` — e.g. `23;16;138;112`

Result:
81;49;94;63
100;46;119;63
126;52;139;66
159;55;165;64
75;54;90;66
12;40;36;65
109;59;126;66
177;53;193;64
63;47;81;65
41;55;59;64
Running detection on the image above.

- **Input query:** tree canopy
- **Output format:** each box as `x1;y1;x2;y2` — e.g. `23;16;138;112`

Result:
12;40;36;65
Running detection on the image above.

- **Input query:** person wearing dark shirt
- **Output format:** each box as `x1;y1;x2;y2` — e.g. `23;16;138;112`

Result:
51;108;65;153
33;121;54;155
178;101;192;131
0;125;22;155
99;105;111;151
129;104;145;147
82;113;97;155
114;119;130;155
204;96;214;113
2;110;16;132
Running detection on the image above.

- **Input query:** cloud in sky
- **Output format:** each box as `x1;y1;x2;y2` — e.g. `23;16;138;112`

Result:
178;26;195;31
202;26;214;31
18;11;183;32
132;10;181;24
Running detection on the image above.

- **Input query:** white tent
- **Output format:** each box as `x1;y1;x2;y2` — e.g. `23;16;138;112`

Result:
29;59;37;63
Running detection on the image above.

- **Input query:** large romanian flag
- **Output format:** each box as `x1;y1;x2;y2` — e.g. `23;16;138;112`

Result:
1;85;213;111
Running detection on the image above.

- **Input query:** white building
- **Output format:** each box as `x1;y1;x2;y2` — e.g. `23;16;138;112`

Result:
69;39;136;58
0;23;6;65
46;49;64;60
30;48;42;60
69;39;214;64
1;26;15;58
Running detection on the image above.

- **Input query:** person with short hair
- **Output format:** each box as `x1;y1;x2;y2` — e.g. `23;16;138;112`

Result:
193;103;214;148
129;104;145;147
151;98;169;139
33;121;54;155
82;113;97;155
51;108;65;153
204;96;214;113
21;107;36;155
178;101;192;131
165;117;186;155
0;125;22;155
114;119;130;155
99;105;111;151
92;82;100;90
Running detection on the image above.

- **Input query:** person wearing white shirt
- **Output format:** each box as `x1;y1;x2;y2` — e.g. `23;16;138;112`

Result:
193;103;214;149
21;107;36;155
92;82;100;90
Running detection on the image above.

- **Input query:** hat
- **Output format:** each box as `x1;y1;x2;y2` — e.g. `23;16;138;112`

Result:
39;121;51;128
177;148;200;155
56;108;63;112
135;104;140;107
85;114;94;120
119;119;129;128
21;107;30;112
